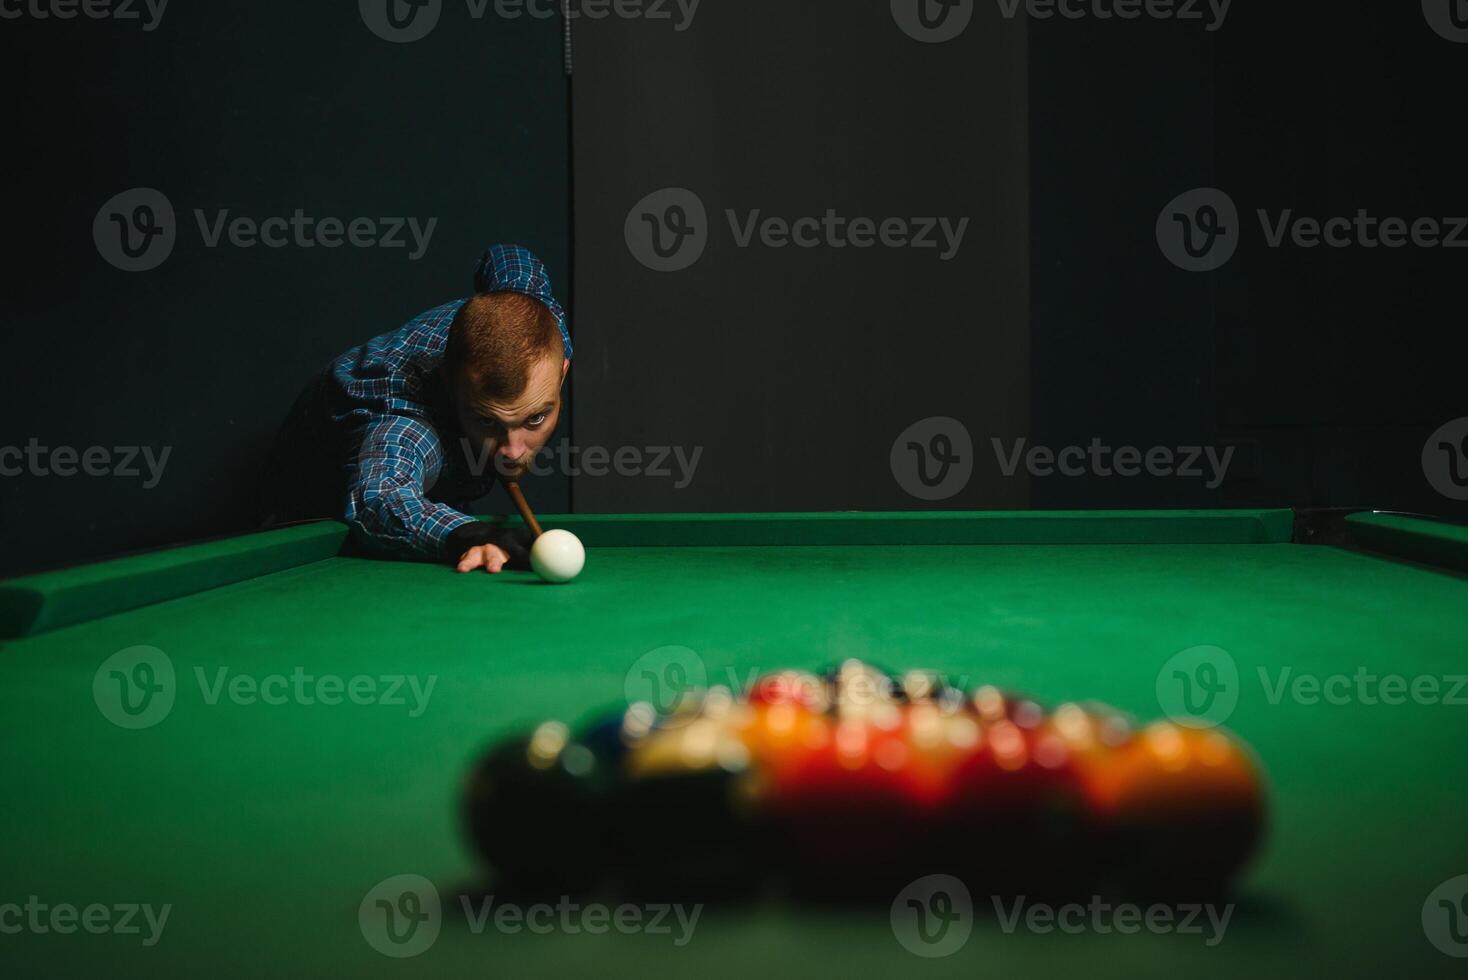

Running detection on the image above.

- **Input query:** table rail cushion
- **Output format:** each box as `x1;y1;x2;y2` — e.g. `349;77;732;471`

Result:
1;511;1297;639
0;522;349;640
1346;512;1468;574
483;509;1297;547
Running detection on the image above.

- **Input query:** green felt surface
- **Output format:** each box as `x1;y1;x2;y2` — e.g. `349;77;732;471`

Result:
2;516;1467;977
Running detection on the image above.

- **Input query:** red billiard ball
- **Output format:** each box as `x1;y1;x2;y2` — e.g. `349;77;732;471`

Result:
743;711;933;892
747;669;829;713
941;715;1093;893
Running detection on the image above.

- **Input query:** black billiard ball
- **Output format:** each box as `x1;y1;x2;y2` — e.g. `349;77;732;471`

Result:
461;719;621;894
609;700;764;899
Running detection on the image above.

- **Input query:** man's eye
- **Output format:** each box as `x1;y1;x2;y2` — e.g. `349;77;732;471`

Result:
526;413;548;427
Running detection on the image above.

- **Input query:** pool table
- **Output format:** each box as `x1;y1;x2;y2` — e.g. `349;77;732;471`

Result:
3;509;1467;978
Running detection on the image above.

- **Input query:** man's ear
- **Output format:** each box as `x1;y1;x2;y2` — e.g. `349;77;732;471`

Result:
561;358;571;382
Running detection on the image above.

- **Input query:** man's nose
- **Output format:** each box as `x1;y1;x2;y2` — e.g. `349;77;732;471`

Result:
497;433;528;461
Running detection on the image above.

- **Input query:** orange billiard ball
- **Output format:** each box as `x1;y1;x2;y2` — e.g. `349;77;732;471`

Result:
1104;722;1267;894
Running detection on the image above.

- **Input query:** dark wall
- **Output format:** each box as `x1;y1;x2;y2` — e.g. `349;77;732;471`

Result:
1;2;569;577
573;4;1467;520
1031;5;1468;517
1213;4;1467;517
6;4;1464;581
571;1;1031;512
1028;15;1219;509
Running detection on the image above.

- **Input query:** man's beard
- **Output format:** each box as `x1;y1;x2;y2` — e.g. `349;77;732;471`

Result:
494;453;532;480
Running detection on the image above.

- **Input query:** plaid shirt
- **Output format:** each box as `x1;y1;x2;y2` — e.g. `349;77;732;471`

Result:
330;245;571;559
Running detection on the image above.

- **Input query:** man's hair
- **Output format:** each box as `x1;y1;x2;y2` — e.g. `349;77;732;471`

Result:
444;291;562;398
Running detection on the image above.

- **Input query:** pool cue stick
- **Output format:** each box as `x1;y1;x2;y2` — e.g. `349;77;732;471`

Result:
502;479;543;538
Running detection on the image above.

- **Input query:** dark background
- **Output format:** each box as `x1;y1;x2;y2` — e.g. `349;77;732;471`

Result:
1031;3;1466;512
3;2;1465;576
572;1;1031;512
0;3;570;577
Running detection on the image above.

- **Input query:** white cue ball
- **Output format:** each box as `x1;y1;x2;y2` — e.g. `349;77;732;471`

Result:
529;529;585;584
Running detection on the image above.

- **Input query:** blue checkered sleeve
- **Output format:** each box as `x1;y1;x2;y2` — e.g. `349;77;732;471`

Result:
344;415;476;559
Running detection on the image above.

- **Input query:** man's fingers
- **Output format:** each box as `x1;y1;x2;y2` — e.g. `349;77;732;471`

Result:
482;544;509;573
459;544;510;574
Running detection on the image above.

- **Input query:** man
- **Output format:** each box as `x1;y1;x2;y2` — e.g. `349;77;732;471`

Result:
261;244;571;574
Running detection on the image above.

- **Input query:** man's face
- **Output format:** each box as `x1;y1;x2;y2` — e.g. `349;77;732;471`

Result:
449;353;569;479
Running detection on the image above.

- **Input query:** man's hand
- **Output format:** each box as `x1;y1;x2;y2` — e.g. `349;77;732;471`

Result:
456;543;513;573
444;522;533;573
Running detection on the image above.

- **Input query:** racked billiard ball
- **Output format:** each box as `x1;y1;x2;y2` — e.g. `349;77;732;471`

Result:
1104;722;1266;895
941;715;1092;894
461;719;621;893
747;669;829;713
747;706;963;895
612;704;763;897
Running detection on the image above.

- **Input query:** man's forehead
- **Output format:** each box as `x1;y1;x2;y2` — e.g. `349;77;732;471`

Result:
466;361;562;417
475;393;554;417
